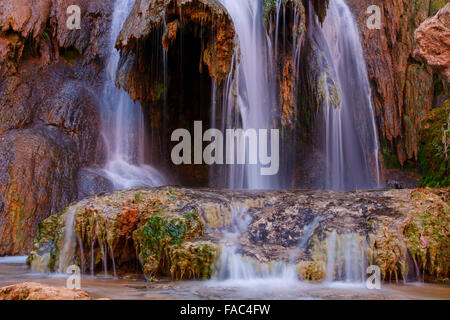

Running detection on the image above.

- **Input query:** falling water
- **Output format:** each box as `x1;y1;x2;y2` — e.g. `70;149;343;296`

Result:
97;0;167;189
218;0;279;190
213;205;297;282
325;232;367;282
297;216;322;249
310;0;381;190
57;207;77;273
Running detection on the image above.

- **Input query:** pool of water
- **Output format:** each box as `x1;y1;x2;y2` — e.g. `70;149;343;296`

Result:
0;261;449;300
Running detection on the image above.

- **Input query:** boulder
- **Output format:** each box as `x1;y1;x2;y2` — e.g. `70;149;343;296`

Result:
28;187;449;282
413;4;450;83
77;169;114;200
0;282;92;300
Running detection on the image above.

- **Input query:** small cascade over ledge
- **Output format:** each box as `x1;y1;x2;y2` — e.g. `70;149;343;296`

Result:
304;0;382;190
96;0;167;190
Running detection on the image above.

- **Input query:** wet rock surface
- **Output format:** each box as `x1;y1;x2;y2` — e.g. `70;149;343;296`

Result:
115;0;235;103
77;169;114;200
346;0;446;167
28;187;449;283
0;62;103;255
0;0;113;255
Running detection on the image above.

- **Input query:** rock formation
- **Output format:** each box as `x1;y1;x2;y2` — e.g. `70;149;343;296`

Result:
0;0;448;274
28;187;449;282
0;0;113;255
0;282;92;300
413;3;450;83
115;0;235;103
346;0;448;168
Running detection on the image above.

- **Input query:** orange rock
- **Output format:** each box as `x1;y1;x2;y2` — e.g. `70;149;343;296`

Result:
413;4;450;83
347;0;437;166
0;282;92;300
118;207;140;237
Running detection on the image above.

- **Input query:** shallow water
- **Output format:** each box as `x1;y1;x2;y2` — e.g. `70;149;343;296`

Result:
0;261;448;300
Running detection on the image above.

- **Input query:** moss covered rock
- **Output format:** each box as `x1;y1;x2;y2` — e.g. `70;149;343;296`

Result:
133;210;217;280
297;261;326;281
418;99;450;187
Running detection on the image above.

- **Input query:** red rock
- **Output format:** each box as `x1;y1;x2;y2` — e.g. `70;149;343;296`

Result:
413;4;450;83
346;0;437;166
0;282;92;300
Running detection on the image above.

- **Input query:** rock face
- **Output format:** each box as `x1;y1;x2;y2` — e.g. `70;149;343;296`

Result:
28;187;223;279
28;187;449;282
419;99;450;187
0;0;112;78
0;0;113;255
413;4;450;83
115;0;235;103
346;0;445;167
0;62;102;256
0;282;92;300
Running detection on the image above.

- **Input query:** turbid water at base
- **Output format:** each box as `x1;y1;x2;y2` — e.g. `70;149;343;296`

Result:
0;262;448;300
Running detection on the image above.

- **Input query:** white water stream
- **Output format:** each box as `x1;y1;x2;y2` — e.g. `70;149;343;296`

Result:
313;0;381;190
97;0;167;189
218;0;279;190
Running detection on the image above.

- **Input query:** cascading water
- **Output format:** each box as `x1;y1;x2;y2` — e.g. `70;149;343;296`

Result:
97;0;167;189
213;205;297;283
325;231;367;282
211;0;374;284
310;0;381;190
57;207;77;273
218;0;280;190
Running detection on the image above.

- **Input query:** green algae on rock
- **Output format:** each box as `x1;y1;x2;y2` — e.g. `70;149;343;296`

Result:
419;99;450;188
27;187;449;283
133;210;217;280
368;188;449;282
27;187;225;279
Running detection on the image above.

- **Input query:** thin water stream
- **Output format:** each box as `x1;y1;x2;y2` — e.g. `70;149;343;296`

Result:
96;0;167;189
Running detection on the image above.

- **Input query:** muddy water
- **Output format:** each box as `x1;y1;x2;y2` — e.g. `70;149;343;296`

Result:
0;261;449;300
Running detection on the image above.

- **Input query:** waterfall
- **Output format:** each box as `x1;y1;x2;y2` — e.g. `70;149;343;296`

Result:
213;205;297;282
309;0;381;190
325;232;367;282
57;207;77;273
97;0;167;190
218;0;280;190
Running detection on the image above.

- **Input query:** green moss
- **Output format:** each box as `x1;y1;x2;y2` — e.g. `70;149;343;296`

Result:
382;146;401;169
40;26;51;42
403;190;449;281
430;0;447;16
27;213;64;272
61;47;81;63
418;100;450;187
263;0;302;28
133;210;216;280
